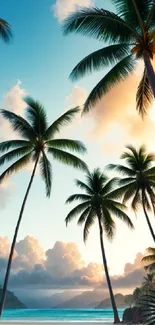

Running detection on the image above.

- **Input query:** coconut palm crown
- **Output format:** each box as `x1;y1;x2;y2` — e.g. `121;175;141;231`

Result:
0;97;87;195
62;0;155;116
107;145;155;242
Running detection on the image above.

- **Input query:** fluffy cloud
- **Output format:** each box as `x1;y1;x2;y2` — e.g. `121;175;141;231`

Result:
0;81;27;141
52;0;93;22
0;236;146;291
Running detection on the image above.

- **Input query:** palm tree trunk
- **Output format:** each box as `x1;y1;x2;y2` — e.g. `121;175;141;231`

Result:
142;191;155;243
144;54;155;98
98;216;120;324
0;155;40;318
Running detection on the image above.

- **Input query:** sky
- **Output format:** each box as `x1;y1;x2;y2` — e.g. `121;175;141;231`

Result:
0;0;155;298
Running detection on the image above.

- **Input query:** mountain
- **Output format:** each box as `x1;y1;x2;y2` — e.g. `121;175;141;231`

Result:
13;289;82;309
96;293;129;309
55;289;108;309
0;289;26;309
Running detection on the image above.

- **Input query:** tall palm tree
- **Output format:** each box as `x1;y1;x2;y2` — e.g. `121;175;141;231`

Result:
0;97;87;317
62;1;155;116
65;168;134;324
142;247;155;272
107;145;155;242
0;18;12;43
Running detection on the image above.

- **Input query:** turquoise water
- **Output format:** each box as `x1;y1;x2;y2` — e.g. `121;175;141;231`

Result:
1;309;125;323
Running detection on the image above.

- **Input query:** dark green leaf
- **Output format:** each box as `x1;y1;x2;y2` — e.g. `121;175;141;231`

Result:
63;7;136;43
70;44;130;81
39;151;52;197
83;55;135;112
48;147;88;171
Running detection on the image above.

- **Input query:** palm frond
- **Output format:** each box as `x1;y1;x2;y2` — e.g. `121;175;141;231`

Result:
136;68;153;117
77;207;91;225
131;189;141;211
0;109;36;140
43;107;79;140
83;55;135;113
66;194;91;204
101;207;115;239
0;145;33;167
62;7;136;43
70;44;130;81
123;183;137;204
25;97;47;135
75;179;94;195
147;247;155;254
100;178;119;196
112;0;151;28
47;139;86;153
39;151;52;197
0;18;12;43
65;201;91;226
48;147;88;171
0;152;33;183
107;202;134;229
107;163;136;176
0;140;30;153
83;208;96;242
142;254;155;263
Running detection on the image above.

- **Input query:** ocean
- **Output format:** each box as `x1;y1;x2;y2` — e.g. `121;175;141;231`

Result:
1;308;125;323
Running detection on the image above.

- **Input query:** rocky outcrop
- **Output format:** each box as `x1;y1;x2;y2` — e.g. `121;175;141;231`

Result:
122;307;143;323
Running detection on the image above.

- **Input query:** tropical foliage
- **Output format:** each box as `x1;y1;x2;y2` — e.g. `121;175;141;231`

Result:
138;289;155;325
0;97;87;316
0;18;12;43
142;247;155;272
62;0;155;116
65;168;133;323
107;145;155;242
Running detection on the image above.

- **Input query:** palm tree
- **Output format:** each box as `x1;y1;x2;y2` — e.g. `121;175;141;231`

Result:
0;18;12;43
62;1;155;116
142;273;155;292
142;247;155;272
133;287;144;304
107;145;155;242
0;97;87;317
65;168;134;324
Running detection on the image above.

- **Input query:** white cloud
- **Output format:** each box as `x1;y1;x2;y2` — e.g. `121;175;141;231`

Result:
52;0;93;22
0;236;146;291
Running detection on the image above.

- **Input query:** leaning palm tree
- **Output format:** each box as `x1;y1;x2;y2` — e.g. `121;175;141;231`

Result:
0;97;87;317
142;247;155;272
107;145;155;242
0;18;12;43
62;1;155;116
65;168;134;324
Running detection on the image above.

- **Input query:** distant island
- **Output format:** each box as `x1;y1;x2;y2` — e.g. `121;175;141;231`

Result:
0;288;26;309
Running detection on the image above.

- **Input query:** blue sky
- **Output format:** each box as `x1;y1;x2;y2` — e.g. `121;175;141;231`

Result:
0;0;155;283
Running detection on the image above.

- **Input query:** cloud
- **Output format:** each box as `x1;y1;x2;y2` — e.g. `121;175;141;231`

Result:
0;81;27;141
90;63;155;156
0;236;146;291
52;0;93;22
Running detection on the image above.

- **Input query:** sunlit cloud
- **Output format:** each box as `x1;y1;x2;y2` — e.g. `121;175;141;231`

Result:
52;0;94;22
